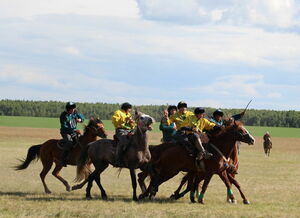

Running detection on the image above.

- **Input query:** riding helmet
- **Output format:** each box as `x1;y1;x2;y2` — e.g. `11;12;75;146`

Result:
121;102;132;111
66;102;76;110
213;109;224;117
194;107;205;114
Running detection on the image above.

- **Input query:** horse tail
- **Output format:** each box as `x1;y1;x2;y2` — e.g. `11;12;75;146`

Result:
75;144;90;182
14;144;41;170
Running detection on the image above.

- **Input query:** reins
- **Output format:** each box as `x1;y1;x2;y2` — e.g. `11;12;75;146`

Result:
209;143;230;163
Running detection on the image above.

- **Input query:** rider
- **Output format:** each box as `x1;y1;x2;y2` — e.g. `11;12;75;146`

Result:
112;102;136;167
210;109;245;173
160;105;177;143
263;131;271;141
167;101;194;129
177;107;220;160
60;102;85;167
210;109;245;126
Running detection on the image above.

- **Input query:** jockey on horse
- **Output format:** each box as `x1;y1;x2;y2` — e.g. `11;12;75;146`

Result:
159;105;177;143
112;102;136;167
210;109;245;126
60;102;85;167
176;107;220;161
166;101;194;130
209;109;245;174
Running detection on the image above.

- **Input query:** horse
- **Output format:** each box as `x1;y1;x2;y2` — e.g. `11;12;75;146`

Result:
138;121;255;204
263;136;272;157
72;112;155;201
15;118;107;194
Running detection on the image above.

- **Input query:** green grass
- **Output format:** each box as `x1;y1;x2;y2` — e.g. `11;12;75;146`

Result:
0;126;299;217
0;115;299;138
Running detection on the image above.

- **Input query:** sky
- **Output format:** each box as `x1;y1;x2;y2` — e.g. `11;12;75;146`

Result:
0;0;300;110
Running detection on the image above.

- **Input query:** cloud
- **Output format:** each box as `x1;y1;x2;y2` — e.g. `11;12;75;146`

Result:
136;0;300;28
0;0;140;19
63;46;80;56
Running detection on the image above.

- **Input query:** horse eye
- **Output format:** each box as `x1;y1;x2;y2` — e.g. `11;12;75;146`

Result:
140;117;144;120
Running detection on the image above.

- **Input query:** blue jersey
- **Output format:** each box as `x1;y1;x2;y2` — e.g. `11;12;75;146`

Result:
60;111;85;134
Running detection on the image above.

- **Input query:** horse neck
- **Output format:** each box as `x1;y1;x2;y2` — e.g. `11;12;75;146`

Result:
79;129;97;146
211;129;236;158
132;126;149;152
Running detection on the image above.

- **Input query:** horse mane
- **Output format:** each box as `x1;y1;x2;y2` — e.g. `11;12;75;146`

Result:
83;118;103;136
210;119;244;139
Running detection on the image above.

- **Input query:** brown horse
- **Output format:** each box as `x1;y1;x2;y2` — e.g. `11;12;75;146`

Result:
168;141;241;203
138;121;255;204
72;112;155;201
263;135;272;157
15;118;107;193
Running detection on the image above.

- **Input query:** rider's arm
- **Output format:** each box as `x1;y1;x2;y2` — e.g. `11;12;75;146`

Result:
75;112;85;123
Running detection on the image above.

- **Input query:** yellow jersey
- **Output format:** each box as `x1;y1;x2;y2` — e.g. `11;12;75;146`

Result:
112;109;135;130
167;111;194;129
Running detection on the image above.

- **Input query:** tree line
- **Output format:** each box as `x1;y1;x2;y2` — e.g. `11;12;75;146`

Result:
0;99;299;128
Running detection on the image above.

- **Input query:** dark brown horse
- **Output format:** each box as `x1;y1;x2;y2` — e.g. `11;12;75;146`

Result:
72;112;155;201
263;134;272;157
15;118;107;193
138;121;255;204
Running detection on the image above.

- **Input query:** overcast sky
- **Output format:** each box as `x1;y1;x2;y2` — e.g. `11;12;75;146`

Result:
0;0;300;110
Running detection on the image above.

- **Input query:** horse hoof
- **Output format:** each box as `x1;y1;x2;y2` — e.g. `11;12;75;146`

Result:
243;200;251;205
86;195;92;200
66;186;71;192
198;199;204;204
101;195;108;200
228;199;237;204
190;199;196;203
45;190;52;194
133;196;138;202
72;185;79;191
170;194;176;200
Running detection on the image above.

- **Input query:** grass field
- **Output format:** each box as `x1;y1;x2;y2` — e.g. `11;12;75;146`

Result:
1;115;300;138
0;123;300;217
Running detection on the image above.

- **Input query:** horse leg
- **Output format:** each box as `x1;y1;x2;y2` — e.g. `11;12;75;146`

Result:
52;163;71;192
228;173;250;204
138;171;148;194
40;158;53;194
219;171;236;204
198;174;213;204
86;170;97;199
170;173;191;200
130;169;138;201
94;162;109;200
72;178;88;191
190;174;203;203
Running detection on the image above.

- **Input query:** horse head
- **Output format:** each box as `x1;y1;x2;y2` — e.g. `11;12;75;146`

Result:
134;111;155;133
85;117;108;138
231;120;255;145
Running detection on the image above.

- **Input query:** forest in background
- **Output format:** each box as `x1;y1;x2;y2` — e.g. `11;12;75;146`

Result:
0;99;300;128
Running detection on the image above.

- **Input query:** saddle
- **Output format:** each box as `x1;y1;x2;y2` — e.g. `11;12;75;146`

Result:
57;132;80;150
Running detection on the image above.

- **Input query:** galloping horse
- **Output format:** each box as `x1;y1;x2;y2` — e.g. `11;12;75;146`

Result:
15;118;107;193
72;112;155;201
263;135;272;157
138;121;255;204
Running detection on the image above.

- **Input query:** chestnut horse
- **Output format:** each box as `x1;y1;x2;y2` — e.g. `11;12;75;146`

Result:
138;121;254;204
169;141;242;203
15;118;107;193
72;112;155;201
